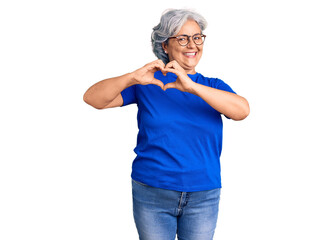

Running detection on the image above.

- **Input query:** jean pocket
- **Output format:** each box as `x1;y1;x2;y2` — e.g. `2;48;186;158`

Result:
132;179;150;187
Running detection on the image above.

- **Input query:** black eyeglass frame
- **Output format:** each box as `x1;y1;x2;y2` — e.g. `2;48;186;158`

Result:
168;33;206;46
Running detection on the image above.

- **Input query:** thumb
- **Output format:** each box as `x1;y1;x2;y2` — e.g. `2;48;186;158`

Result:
163;82;177;91
151;79;165;90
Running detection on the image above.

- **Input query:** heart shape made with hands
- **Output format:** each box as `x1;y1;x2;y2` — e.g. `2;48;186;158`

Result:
145;60;195;92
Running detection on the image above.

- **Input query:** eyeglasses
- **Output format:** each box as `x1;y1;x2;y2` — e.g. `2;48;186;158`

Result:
168;33;206;46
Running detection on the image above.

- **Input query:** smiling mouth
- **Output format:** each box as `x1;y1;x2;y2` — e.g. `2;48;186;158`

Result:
183;52;197;57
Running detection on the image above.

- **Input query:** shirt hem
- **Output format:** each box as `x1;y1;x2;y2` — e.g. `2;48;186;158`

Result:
131;176;221;192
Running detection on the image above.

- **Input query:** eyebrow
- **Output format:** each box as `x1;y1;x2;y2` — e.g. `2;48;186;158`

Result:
175;33;202;37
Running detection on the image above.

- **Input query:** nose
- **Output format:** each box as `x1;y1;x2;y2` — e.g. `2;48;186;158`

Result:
187;36;196;48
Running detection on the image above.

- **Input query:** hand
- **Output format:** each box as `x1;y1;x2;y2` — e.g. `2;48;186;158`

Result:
163;60;196;92
132;59;165;89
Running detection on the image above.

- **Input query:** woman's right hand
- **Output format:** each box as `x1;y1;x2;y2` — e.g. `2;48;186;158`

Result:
84;59;166;109
131;59;166;89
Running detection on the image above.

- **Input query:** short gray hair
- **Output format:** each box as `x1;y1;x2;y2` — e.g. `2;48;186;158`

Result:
151;9;208;64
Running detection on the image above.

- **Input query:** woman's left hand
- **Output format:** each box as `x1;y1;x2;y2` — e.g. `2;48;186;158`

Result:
163;60;196;93
163;60;250;120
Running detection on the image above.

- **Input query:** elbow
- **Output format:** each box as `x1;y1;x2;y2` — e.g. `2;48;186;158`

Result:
83;92;105;110
83;92;95;108
230;98;250;121
238;99;250;121
83;92;90;105
234;107;250;121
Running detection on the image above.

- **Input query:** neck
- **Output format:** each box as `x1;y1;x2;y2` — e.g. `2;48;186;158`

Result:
185;68;196;75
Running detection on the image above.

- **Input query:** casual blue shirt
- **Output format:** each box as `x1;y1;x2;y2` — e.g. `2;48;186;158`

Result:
121;71;236;192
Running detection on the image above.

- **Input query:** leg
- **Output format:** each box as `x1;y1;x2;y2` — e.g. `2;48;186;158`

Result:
132;179;178;240
177;188;221;240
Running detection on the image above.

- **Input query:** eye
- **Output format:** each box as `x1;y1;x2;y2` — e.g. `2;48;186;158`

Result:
193;35;202;40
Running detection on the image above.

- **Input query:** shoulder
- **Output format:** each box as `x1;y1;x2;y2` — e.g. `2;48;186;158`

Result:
196;73;236;94
195;73;224;86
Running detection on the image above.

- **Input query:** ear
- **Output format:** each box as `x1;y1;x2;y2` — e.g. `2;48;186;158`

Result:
162;42;168;54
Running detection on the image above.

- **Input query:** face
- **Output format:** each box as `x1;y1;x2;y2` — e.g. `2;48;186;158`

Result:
163;20;204;74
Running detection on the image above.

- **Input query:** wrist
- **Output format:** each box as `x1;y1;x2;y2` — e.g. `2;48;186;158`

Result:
126;72;138;87
187;81;200;95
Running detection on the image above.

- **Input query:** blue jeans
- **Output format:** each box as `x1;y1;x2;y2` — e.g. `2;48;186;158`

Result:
132;179;221;240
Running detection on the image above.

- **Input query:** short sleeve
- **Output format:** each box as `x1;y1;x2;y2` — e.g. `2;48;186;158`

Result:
213;78;237;94
209;78;237;119
120;85;137;106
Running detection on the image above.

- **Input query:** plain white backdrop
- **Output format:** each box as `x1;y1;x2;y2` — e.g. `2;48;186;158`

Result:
1;0;332;239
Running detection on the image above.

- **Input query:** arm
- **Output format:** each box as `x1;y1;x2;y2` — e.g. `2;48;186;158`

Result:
83;72;134;109
190;83;250;120
83;60;165;109
163;60;250;121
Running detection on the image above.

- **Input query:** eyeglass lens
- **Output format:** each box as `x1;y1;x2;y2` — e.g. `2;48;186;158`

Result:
178;34;205;46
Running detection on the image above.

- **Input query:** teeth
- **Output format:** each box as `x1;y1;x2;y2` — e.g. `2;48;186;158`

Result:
184;52;196;56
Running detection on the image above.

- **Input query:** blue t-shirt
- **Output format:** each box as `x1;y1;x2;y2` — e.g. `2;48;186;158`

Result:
121;71;236;192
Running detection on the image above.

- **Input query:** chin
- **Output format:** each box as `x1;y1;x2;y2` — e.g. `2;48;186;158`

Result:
182;61;199;70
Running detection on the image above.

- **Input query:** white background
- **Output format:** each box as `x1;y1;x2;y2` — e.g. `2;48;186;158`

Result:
1;0;332;239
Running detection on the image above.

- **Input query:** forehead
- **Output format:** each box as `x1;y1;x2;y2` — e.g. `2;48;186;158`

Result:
176;20;201;35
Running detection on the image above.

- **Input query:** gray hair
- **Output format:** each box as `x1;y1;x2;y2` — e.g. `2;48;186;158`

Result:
151;9;208;64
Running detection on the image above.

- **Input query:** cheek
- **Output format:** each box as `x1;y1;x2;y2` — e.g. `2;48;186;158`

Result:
173;48;183;56
170;50;184;60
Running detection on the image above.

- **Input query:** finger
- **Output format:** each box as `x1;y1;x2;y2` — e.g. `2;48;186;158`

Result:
164;66;177;73
153;64;168;75
155;59;165;67
165;61;175;70
165;60;180;70
161;67;170;76
156;60;166;70
147;62;163;72
164;67;178;75
151;59;166;70
145;59;165;70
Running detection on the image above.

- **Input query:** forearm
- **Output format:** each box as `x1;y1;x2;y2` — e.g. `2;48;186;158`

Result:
190;83;250;120
83;72;135;109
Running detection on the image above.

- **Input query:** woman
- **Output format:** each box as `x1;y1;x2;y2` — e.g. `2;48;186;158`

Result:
84;9;249;240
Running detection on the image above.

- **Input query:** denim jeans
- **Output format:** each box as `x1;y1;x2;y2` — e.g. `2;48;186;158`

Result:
132;179;221;240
